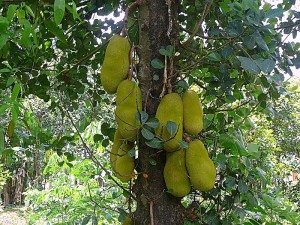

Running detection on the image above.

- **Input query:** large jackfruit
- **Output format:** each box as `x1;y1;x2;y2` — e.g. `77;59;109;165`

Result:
186;140;216;192
155;93;183;152
115;80;142;142
115;143;135;182
182;90;203;135
110;129;123;172
164;149;191;197
100;35;131;94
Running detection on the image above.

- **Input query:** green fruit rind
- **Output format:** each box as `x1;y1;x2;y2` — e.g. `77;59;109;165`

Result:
115;143;135;182
110;129;123;172
115;80;142;142
164;149;191;197
182;90;203;135
186;140;216;192
100;35;131;94
155;93;183;152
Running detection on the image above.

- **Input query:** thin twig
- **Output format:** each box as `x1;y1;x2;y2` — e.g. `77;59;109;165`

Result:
61;99;137;201
183;1;212;47
150;201;154;225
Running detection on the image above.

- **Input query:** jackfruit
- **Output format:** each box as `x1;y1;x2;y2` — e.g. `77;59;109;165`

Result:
182;90;203;135
115;80;142;142
115;143;135;182
164;149;191;197
122;216;133;225
110;129;123;172
100;35;131;94
155;93;183;152
186;140;216;192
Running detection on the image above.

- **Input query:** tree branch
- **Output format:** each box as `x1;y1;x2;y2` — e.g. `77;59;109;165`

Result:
183;1;212;47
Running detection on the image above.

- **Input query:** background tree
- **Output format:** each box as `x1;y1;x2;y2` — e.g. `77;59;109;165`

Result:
0;0;300;224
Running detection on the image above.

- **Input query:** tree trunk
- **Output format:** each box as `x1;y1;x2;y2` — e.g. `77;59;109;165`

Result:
133;1;184;224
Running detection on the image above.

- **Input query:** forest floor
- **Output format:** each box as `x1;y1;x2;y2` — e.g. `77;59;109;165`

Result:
0;206;28;225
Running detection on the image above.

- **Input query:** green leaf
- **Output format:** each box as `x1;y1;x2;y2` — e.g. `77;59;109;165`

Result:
11;83;21;101
93;134;103;143
0;128;4;153
208;52;221;61
7;4;18;21
127;148;135;157
177;80;189;90
148;157;157;166
238;179;248;194
82;215;91;225
178;140;188;149
140;111;149;124
0;104;9;115
54;0;65;25
145;118;159;129
237;56;260;75
241;0;259;14
145;138;163;149
259;59;275;73
166;121;177;136
151;58;164;69
92;216;98;225
255;34;269;51
141;128;154;140
265;8;283;19
44;20;67;44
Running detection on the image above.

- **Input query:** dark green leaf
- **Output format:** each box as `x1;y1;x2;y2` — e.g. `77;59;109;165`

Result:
148;157;157;166
151;58;164;69
166;121;177;136
93;134;103;143
82;215;91;225
208;52;221;61
260;59;275;73
0;104;9;115
127;148;135;157
92;216;98;225
159;48;171;57
54;0;65;25
178;140;188;149
177;80;189;90
255;34;269;51
238;179;248;194
237;56;260;75
141;128;154;140
140;111;149;124
265;8;284;19
0;128;4;153
145;118;160;129
145;138;163;149
44;20;67;44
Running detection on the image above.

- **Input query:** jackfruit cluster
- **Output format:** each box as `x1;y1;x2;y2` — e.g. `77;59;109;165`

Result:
155;90;216;197
100;35;131;94
100;35;140;183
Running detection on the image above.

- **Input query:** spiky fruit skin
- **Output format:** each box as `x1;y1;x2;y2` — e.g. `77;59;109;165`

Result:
164;149;191;197
182;90;203;135
100;35;131;94
155;93;183;152
186;140;216;192
110;129;123;172
115;143;135;182
115;80;142;142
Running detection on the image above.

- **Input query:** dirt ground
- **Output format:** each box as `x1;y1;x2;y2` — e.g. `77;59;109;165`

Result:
0;206;27;225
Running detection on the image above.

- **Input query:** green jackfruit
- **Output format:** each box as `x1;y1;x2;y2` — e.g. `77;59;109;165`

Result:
164;149;191;197
186;140;216;192
110;129;123;172
182;90;203;135
155;93;183;152
122;216;133;225
115;143;135;182
100;35;131;94
115;80;142;142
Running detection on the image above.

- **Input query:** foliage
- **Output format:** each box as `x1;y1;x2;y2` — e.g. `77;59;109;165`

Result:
0;0;300;224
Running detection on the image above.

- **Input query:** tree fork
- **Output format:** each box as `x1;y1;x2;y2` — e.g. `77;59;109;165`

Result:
133;0;184;224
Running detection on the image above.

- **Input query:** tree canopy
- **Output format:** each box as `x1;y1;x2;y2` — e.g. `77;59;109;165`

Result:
0;0;300;224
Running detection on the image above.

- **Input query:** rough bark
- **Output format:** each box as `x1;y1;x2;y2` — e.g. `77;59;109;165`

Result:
133;1;184;224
